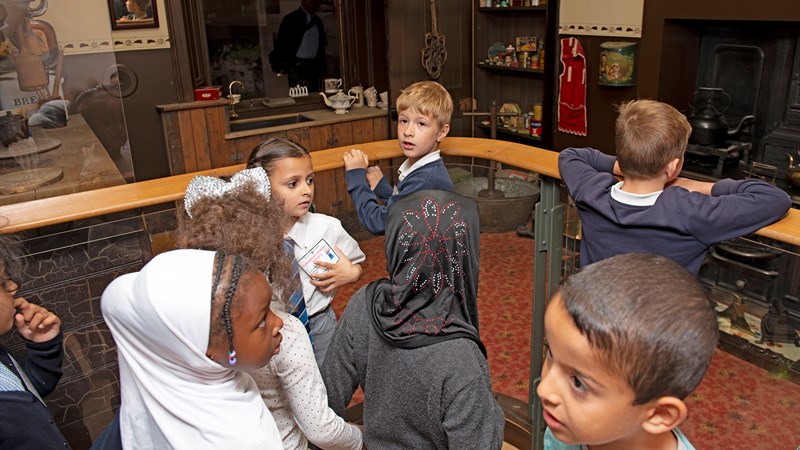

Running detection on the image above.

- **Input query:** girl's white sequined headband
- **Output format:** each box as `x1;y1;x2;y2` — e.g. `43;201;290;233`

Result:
184;167;271;218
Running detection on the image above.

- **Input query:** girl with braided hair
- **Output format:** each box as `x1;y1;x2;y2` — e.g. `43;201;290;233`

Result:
101;249;283;448
178;167;363;450
177;167;294;300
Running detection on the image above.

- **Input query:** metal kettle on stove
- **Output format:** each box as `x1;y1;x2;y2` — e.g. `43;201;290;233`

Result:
787;150;800;189
688;87;754;147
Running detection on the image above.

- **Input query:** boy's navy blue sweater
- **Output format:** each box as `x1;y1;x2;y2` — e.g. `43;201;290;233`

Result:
559;147;792;274
346;159;453;234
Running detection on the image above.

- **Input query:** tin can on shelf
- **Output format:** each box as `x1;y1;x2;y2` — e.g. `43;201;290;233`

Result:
530;120;542;137
599;41;636;86
537;41;545;70
532;103;543;121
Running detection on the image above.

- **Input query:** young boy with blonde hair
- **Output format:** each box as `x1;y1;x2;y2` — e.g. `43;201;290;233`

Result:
558;99;791;274
538;253;718;450
343;80;454;234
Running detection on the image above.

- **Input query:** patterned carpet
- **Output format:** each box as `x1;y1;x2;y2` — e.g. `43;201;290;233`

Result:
331;232;800;449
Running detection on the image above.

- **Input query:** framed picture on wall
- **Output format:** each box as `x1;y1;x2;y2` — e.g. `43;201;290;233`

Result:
108;0;159;30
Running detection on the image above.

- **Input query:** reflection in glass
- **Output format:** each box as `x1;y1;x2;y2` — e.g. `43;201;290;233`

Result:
0;0;134;206
203;0;340;98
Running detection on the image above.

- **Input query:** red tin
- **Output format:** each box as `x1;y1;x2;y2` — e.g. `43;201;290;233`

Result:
194;86;222;101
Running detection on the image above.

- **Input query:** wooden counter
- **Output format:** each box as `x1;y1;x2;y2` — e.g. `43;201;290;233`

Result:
0;137;796;248
0;114;126;206
224;106;390;139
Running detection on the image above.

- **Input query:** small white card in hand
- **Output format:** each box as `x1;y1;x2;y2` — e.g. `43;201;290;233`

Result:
298;238;340;276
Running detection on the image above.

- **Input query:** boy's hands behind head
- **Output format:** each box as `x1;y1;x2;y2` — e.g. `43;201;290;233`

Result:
366;166;384;190
14;297;61;343
343;149;369;171
309;246;362;293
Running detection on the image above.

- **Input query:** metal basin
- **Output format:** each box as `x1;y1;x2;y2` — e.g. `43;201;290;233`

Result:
229;113;314;132
454;177;540;232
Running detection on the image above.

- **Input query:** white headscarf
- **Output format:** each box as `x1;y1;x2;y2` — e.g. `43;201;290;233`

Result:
101;249;282;449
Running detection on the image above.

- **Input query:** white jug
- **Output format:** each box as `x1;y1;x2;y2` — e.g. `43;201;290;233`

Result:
348;86;364;107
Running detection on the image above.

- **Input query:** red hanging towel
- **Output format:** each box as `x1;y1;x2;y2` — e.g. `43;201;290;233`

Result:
558;37;587;136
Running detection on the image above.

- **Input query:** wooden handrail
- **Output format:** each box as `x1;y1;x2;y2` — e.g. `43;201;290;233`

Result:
0;137;796;247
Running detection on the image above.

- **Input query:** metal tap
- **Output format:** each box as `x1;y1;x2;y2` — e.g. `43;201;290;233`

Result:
228;80;244;119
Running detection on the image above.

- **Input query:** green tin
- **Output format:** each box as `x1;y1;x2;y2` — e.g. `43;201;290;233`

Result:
599;42;636;87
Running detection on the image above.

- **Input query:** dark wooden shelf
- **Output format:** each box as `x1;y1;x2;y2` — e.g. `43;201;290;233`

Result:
477;62;545;75
473;0;558;149
477;123;542;143
477;6;547;13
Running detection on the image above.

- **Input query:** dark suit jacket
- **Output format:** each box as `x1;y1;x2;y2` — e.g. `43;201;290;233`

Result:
270;7;326;73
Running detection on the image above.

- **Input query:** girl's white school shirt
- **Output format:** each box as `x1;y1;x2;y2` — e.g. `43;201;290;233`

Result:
285;212;366;315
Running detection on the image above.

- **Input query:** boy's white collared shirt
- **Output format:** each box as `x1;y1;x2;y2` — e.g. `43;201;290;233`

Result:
393;150;442;195
609;181;662;206
397;150;442;182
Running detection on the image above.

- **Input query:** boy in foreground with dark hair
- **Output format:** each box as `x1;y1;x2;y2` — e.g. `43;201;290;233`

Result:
558;99;791;274
538;253;719;450
0;234;69;448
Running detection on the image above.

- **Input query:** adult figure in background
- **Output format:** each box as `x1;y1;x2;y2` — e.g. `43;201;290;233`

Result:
270;0;326;92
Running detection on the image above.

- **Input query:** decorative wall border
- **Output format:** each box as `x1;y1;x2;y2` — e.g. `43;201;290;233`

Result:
558;23;642;38
59;34;171;55
59;39;115;56
111;34;171;52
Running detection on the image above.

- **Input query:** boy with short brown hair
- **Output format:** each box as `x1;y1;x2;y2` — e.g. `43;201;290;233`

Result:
343;80;454;234
538;253;718;450
558;99;791;274
615;98;691;178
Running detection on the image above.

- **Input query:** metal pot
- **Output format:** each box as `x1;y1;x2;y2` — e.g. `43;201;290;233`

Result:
688;87;754;147
0;111;29;146
787;151;800;189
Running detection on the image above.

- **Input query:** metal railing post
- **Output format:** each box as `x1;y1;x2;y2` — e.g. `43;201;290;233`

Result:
530;175;564;450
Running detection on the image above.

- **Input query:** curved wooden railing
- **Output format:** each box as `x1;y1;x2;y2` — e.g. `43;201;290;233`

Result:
0;137;795;243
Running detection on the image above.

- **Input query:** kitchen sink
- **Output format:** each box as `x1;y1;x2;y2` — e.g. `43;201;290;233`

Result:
229;113;314;132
